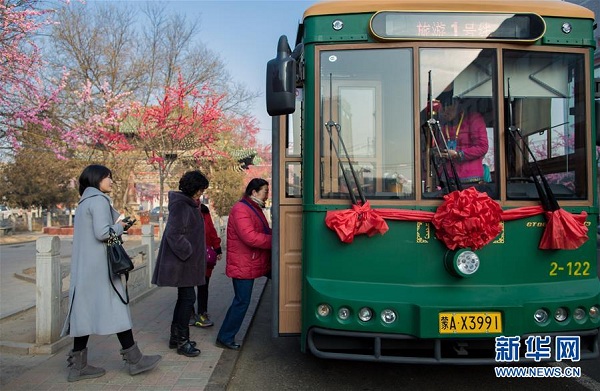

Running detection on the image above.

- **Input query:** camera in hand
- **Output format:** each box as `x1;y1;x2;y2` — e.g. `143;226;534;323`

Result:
122;216;137;231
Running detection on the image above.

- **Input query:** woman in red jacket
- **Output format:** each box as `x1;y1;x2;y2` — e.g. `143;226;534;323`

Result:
190;203;222;328
216;178;271;350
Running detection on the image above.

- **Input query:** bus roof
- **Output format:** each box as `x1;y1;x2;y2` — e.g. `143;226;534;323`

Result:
303;0;595;20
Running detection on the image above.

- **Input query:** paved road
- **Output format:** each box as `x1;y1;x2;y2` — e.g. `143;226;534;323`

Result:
230;281;600;391
0;237;72;318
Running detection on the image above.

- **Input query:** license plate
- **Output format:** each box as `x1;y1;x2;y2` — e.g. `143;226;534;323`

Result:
439;312;502;334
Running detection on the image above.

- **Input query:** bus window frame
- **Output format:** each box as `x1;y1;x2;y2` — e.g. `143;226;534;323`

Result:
313;42;419;206
310;42;594;208
499;45;593;207
279;112;303;205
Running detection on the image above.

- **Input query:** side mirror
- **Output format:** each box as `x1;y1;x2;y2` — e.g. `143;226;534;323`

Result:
266;35;296;116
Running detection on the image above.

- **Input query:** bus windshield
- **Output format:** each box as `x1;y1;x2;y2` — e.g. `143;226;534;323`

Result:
317;46;588;202
503;50;587;201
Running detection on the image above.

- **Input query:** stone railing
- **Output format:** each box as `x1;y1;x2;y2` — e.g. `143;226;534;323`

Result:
33;225;157;354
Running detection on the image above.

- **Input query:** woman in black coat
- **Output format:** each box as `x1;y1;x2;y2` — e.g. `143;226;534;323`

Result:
152;170;208;357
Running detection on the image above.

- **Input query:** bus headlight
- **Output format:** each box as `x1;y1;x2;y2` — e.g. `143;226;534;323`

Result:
534;308;549;324
317;304;332;317
381;309;397;324
554;307;568;322
573;307;586;321
338;307;351;321
358;307;373;322
590;306;599;320
444;249;480;278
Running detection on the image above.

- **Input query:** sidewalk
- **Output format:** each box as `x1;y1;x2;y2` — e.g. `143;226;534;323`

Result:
0;231;267;390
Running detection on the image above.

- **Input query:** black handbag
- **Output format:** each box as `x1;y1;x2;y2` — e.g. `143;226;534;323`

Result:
107;227;133;305
107;228;134;274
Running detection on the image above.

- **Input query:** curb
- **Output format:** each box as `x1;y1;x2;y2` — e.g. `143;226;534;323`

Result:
205;279;269;390
13;272;35;284
0;337;72;355
0;306;36;355
0;233;62;246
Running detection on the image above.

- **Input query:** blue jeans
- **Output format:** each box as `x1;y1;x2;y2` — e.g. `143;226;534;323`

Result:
172;286;196;329
217;278;254;343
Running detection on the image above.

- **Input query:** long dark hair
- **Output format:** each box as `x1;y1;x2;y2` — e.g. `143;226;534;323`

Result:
78;165;112;196
244;178;269;196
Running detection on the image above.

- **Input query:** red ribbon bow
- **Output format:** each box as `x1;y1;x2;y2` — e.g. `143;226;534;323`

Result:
325;188;588;250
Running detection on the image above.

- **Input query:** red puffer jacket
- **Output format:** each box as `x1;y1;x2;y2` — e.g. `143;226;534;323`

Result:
225;196;272;279
200;203;222;278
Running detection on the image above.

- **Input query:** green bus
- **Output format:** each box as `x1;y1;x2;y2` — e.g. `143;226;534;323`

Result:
266;0;600;363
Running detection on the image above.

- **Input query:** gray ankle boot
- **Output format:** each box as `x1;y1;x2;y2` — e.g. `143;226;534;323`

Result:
119;342;162;375
66;348;106;382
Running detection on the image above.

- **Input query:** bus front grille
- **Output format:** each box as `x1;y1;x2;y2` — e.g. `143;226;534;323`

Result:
307;327;599;364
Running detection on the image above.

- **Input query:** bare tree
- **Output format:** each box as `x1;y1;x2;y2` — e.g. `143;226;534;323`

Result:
50;3;147;96
48;1;257;115
38;1;264;214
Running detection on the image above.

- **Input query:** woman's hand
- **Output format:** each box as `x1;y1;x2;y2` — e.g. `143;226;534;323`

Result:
440;149;459;159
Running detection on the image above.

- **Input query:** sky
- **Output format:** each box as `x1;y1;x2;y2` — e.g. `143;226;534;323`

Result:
86;1;600;146
184;0;318;145
92;0;319;145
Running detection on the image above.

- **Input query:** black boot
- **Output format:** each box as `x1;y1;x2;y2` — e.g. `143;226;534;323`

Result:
169;323;197;349
177;325;201;357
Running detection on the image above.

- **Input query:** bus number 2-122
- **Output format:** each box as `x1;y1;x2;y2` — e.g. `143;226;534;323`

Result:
549;261;591;277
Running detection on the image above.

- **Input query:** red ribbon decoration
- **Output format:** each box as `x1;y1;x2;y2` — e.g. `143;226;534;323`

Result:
324;201;389;244
325;188;588;250
539;209;588;250
431;187;503;250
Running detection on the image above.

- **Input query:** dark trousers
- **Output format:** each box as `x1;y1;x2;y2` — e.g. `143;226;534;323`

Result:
172;286;196;328
195;275;211;315
73;329;134;351
217;278;254;344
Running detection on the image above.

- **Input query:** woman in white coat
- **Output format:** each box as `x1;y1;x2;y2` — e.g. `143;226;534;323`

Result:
61;165;161;382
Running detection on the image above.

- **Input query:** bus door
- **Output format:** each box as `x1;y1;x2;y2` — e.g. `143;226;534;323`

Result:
274;100;303;335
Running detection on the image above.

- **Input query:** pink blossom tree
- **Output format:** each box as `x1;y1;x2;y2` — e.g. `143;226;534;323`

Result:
1;0;59;146
1;0;130;157
129;74;231;216
60;80;134;154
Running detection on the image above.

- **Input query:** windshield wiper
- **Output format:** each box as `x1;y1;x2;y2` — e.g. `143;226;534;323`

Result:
506;78;559;211
422;71;462;194
325;73;366;205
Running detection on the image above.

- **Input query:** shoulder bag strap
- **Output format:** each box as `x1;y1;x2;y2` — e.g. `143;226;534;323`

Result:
107;228;130;305
241;199;270;234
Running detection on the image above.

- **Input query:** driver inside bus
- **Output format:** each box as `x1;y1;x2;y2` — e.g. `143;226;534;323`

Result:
437;93;489;185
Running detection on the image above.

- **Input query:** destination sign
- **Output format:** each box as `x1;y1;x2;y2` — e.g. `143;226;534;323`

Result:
370;12;545;41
